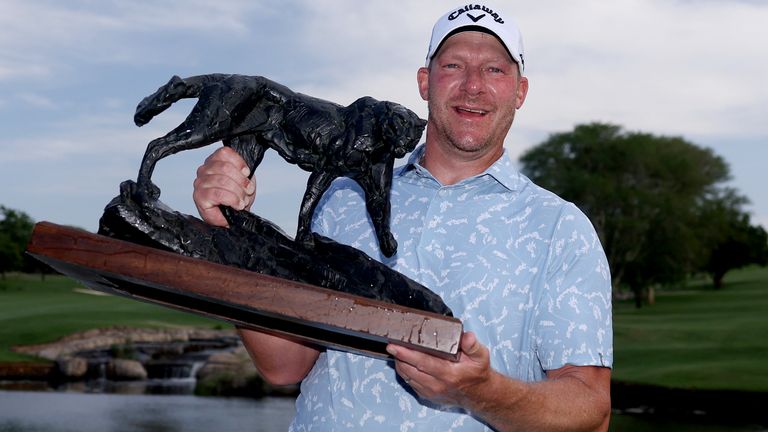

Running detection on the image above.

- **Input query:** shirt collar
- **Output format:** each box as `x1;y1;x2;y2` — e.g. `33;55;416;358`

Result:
400;144;524;193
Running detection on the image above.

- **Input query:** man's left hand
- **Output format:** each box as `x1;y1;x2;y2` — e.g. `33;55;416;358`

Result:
386;331;492;407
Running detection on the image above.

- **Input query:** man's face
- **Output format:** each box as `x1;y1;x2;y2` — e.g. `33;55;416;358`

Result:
418;31;528;158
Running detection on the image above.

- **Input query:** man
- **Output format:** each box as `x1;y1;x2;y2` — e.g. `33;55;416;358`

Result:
193;4;612;431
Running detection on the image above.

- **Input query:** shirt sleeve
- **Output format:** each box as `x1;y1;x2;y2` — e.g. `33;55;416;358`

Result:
534;203;613;370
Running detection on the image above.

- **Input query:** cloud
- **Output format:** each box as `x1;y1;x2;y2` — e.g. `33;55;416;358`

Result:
2;0;767;233
257;0;768;143
0;0;263;42
0;0;283;83
0;107;189;163
754;215;768;231
516;0;768;138
0;62;51;81
16;93;58;110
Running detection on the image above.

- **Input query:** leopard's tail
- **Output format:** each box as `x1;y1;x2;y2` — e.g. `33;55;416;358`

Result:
133;74;233;126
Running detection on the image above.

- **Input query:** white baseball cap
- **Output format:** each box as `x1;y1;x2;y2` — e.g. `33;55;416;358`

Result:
425;4;525;74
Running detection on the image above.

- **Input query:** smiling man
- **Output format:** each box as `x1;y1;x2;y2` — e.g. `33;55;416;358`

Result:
416;21;528;185
193;4;613;431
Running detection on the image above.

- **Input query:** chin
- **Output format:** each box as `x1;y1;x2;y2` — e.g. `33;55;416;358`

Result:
449;139;498;155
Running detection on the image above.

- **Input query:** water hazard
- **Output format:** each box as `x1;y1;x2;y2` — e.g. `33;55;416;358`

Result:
2;389;765;431
0;390;295;432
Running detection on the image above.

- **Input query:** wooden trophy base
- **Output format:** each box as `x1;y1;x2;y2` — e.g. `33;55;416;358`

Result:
27;222;462;361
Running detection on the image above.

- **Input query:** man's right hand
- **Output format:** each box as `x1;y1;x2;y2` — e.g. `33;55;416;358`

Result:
195;148;321;384
192;146;256;226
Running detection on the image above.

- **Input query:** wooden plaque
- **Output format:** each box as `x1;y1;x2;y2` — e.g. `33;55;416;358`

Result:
26;222;462;361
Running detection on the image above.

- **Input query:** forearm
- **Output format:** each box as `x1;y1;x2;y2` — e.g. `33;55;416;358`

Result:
467;367;611;432
237;328;321;386
389;333;611;431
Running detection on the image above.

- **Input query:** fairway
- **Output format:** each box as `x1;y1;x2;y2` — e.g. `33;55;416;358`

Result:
612;266;768;392
0;273;219;362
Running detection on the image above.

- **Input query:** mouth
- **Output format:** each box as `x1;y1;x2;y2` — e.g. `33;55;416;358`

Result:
454;106;489;118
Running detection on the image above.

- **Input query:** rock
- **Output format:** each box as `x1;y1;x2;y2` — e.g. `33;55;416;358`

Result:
195;345;261;397
146;342;185;357
7;326;272;394
0;362;53;380
55;356;88;379
199;348;250;371
195;345;298;397
12;326;238;360
196;346;255;383
107;358;147;381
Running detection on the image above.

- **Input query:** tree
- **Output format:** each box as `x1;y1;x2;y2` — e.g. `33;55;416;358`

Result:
0;205;36;278
519;123;731;307
696;190;768;288
0;231;20;278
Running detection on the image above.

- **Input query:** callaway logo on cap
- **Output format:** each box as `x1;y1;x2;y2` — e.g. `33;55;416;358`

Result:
425;4;525;74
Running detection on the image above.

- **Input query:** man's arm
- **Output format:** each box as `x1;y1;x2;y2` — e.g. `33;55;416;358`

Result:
193;146;321;385
387;332;611;432
238;329;320;385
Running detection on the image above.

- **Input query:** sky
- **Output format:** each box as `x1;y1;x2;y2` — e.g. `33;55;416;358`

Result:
1;0;766;237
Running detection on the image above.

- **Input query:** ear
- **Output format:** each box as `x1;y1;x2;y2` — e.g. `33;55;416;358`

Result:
515;76;529;109
417;67;429;101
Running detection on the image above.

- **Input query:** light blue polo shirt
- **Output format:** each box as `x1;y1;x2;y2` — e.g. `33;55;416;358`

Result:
290;145;613;431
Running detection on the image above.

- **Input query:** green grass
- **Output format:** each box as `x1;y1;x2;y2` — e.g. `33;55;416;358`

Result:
0;273;220;362
613;266;768;392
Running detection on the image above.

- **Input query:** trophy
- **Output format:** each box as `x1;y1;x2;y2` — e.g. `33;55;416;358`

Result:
28;74;462;361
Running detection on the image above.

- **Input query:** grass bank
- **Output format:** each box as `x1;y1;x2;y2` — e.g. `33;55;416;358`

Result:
0;273;218;362
612;265;768;392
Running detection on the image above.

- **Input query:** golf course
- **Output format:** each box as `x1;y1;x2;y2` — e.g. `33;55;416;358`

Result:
1;266;767;430
613;266;768;392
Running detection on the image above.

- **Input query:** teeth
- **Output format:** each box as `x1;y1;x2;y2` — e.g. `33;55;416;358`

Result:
458;107;485;114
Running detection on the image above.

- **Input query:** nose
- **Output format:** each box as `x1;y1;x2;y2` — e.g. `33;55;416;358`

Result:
460;66;484;96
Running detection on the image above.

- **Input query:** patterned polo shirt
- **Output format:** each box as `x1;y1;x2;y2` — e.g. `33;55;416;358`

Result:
290;144;613;431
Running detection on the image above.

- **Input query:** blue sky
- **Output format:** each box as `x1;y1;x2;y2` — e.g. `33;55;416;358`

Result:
1;0;766;237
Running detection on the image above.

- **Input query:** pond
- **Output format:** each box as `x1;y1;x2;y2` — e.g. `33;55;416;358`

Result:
1;390;764;431
0;390;295;432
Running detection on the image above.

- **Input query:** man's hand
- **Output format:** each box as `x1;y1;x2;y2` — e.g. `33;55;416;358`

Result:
386;331;495;408
192;146;256;226
387;332;611;431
